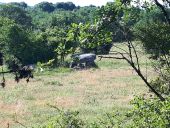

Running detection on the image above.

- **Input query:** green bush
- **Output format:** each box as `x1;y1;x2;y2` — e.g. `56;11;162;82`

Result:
39;97;170;128
134;21;170;60
150;77;170;96
41;108;84;128
127;97;170;128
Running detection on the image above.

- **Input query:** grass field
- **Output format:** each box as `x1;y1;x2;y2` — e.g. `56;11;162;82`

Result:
0;44;155;127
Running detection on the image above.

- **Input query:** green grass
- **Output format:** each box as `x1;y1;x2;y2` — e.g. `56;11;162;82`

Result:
0;44;155;127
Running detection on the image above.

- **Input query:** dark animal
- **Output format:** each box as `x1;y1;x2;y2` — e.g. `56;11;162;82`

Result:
70;53;96;69
0;55;35;87
15;64;34;83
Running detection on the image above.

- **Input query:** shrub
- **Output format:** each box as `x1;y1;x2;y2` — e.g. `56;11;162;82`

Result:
127;97;170;128
41;107;84;128
39;96;170;128
150;77;170;96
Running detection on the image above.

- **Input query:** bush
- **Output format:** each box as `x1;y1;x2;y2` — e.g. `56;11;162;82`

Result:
39;97;170;128
150;77;170;96
134;21;170;59
127;97;170;128
41;107;84;128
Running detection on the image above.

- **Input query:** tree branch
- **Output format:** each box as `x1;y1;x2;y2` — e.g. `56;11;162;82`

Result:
125;57;165;101
130;40;141;71
0;71;12;74
98;55;125;60
112;44;130;55
154;0;170;24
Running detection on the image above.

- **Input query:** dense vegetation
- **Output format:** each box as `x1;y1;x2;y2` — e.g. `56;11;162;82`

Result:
0;0;170;127
0;2;98;66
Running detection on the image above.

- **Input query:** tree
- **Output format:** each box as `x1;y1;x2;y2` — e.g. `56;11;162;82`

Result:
0;16;55;65
134;21;170;60
0;17;32;64
74;6;98;23
8;2;28;9
121;0;170;24
54;2;76;11
0;5;32;28
50;11;78;28
45;27;78;65
131;3;170;96
68;22;113;54
121;0;170;96
35;2;55;13
92;1;167;101
28;8;52;29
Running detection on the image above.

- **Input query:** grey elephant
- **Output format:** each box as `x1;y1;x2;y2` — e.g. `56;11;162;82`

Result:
70;53;96;69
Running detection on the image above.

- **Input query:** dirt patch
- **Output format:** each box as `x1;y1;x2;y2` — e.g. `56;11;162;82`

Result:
0;100;26;115
0;119;13;128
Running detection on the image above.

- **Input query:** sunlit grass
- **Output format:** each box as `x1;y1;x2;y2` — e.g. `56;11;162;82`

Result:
0;44;155;127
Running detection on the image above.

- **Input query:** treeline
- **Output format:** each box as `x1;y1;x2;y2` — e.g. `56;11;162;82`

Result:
0;2;98;66
0;1;169;67
6;1;79;11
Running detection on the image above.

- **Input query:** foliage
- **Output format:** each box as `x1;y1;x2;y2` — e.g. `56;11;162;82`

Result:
96;2;141;42
0;4;32;28
35;2;55;13
41;107;84;128
45;27;77;65
0;17;27;64
29;31;55;64
39;107;125;128
69;22;113;54
150;77;170;96
127;96;170;128
150;66;170;96
8;2;28;9
41;96;170;128
55;2;76;11
134;20;170;60
132;4;170;97
139;7;168;23
0;17;55;65
29;9;52;29
34;2;77;13
88;111;126;128
50;11;79;27
1;1;170;127
74;6;98;23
